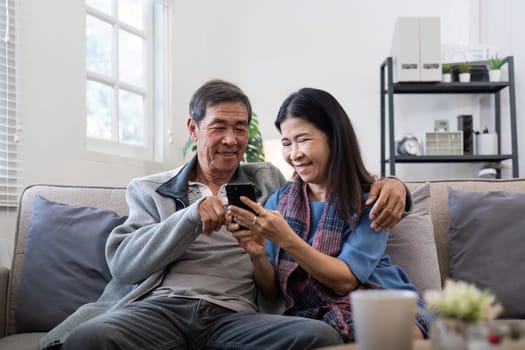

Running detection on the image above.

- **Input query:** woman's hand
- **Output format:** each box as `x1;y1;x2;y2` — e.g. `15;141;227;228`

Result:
226;201;282;300
226;214;265;257
227;196;294;247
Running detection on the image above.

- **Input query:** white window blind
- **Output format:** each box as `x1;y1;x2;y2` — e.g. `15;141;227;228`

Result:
0;0;21;207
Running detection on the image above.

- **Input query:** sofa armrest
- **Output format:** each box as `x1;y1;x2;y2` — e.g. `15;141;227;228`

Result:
0;266;9;338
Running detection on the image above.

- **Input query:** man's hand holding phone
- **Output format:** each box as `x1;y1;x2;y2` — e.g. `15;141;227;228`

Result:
225;183;266;256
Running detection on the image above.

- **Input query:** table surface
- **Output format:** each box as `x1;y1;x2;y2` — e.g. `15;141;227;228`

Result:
317;339;431;350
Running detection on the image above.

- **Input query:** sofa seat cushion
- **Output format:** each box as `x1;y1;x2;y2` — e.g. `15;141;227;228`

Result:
448;188;525;318
0;332;46;350
14;196;127;332
386;182;441;292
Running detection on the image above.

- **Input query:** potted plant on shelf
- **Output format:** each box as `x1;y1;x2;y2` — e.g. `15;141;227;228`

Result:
442;63;453;83
488;55;503;82
458;62;472;83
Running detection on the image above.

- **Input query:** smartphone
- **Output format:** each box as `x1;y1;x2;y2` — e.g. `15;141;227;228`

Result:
225;183;257;215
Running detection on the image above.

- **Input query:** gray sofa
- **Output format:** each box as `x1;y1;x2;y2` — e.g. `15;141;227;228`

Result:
1;179;525;349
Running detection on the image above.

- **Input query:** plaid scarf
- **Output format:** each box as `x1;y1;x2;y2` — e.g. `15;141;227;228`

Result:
275;176;380;342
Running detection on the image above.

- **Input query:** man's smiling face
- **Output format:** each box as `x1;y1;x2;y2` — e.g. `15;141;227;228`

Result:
188;101;249;181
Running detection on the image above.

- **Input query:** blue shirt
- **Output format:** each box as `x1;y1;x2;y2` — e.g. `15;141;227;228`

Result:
264;187;416;292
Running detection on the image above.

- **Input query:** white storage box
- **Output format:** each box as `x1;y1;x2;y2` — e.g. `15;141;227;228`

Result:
391;17;441;82
425;132;463;155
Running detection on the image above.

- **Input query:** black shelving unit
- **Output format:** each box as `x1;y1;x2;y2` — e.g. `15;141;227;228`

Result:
380;56;519;178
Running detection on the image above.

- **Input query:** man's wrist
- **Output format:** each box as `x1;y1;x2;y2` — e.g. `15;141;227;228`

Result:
384;175;413;216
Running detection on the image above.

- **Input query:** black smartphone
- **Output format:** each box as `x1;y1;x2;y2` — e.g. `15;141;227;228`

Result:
225;183;257;215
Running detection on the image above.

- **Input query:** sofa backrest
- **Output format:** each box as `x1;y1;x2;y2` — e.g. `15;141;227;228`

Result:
5;184;127;336
5;179;525;335
405;178;525;285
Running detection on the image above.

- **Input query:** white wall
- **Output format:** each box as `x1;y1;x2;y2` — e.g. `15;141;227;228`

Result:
170;0;510;181
479;0;525;177
17;0;521;191
2;0;524;265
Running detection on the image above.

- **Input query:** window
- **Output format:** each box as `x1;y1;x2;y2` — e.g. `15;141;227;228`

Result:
0;0;21;207
85;0;171;161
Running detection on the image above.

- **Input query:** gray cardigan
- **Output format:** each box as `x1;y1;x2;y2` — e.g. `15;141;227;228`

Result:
41;158;287;349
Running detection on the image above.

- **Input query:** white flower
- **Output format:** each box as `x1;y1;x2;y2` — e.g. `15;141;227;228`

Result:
424;279;503;322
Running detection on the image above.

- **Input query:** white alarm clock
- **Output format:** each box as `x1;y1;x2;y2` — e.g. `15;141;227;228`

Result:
397;135;422;156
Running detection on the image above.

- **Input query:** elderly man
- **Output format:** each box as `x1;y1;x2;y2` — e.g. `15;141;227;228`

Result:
42;79;408;350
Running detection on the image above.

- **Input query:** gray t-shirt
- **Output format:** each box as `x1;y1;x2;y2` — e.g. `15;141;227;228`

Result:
147;182;257;312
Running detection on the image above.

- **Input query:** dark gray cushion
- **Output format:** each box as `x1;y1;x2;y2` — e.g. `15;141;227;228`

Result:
448;189;525;318
15;196;127;332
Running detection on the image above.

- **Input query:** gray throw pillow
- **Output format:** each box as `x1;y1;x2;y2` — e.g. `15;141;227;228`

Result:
448;188;525;318
15;195;127;332
386;182;441;292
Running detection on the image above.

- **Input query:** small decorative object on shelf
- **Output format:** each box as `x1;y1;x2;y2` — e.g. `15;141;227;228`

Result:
397;134;422;156
425;279;512;350
489;55;503;82
475;127;498;155
434;119;449;132
458;62;472;83
425;132;463;155
442;63;453;82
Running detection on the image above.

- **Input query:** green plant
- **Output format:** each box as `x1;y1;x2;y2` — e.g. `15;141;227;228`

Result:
442;63;453;74
489;55;502;70
245;112;265;162
183;112;265;163
458;61;471;74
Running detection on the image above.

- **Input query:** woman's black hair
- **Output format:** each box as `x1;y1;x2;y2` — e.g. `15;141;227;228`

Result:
275;88;374;222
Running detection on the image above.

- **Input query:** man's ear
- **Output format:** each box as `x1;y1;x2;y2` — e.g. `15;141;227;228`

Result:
187;117;197;141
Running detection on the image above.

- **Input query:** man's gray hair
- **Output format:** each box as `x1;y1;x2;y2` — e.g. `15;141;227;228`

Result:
189;79;252;125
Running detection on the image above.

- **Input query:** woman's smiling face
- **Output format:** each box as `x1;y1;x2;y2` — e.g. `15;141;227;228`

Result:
280;116;330;191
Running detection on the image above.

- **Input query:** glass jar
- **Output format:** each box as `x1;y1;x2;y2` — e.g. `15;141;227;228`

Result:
431;318;468;350
467;321;525;350
431;318;525;350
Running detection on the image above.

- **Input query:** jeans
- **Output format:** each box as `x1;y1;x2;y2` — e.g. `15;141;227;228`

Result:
62;297;343;350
